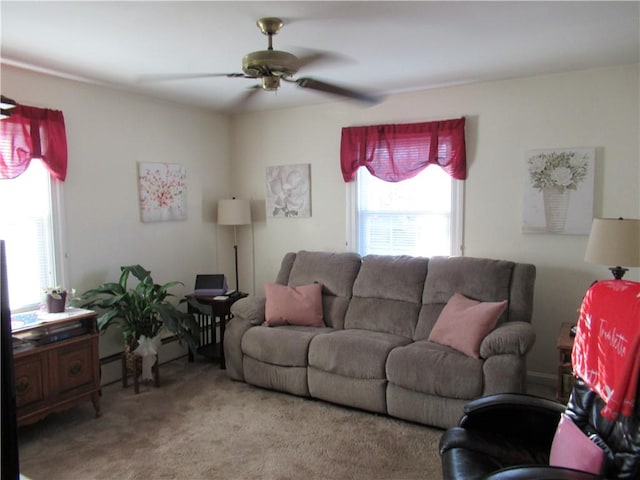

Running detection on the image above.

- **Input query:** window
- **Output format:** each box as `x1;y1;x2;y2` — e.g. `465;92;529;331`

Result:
341;118;466;257
0;160;65;311
350;166;463;257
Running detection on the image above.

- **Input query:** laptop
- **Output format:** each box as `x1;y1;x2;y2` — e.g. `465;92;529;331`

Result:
193;274;228;296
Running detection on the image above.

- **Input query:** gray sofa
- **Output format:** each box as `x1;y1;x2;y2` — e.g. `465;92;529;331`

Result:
224;251;536;429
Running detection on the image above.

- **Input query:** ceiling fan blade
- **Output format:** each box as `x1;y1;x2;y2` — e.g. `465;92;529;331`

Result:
295;77;383;104
138;72;248;83
295;49;347;71
231;85;262;110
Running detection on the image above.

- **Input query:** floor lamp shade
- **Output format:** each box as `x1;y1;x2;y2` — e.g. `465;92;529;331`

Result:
585;217;640;279
217;199;251;226
217;198;252;292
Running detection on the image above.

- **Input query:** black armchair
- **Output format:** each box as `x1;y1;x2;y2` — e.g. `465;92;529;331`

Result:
440;378;639;478
440;280;640;480
439;383;616;478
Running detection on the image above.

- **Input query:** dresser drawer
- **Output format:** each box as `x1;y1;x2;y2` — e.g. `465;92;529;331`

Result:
50;338;98;397
14;353;48;410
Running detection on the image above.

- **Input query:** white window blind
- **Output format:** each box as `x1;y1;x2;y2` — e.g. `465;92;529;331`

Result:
354;166;462;257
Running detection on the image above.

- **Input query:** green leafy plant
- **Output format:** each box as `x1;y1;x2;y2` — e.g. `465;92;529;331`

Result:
74;265;199;351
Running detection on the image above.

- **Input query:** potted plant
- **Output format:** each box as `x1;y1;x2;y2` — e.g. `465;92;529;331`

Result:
74;265;200;379
43;286;69;313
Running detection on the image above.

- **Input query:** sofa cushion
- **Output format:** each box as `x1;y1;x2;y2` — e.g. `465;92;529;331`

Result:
428;293;507;359
243;357;310;397
386;340;484;399
308;329;411;379
287;251;362;329
344;255;428;337
263;282;324;327
288;251;361;296
241;325;332;367
415;256;514;340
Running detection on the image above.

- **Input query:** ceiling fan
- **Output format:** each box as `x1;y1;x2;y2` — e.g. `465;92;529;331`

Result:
141;17;383;106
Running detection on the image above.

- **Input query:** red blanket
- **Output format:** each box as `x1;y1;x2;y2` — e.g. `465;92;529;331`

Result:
572;280;640;420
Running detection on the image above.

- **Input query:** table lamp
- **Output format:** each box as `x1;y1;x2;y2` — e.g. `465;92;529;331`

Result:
217;198;251;292
584;217;640;279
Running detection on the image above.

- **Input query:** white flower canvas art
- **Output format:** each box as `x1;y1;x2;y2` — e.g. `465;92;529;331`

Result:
522;148;595;234
265;164;311;218
138;162;187;222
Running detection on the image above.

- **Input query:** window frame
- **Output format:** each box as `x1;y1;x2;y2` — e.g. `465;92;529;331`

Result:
346;168;464;257
1;161;68;313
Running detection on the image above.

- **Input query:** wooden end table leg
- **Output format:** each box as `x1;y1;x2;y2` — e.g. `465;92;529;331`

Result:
153;356;160;388
122;354;128;388
220;314;227;370
92;391;102;417
133;362;140;394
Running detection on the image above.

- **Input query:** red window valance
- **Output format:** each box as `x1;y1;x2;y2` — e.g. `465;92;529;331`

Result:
0;104;68;181
340;117;466;183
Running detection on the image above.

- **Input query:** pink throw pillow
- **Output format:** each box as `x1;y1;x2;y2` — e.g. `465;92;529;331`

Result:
263;282;325;327
428;292;507;358
549;413;605;474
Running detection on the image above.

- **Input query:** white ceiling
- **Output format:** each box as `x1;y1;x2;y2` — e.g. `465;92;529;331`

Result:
1;1;638;114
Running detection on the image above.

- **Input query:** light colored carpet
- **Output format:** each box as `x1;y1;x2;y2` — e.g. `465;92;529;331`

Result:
18;357;444;479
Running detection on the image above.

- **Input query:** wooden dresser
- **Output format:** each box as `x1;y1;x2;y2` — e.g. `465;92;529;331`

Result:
13;309;101;426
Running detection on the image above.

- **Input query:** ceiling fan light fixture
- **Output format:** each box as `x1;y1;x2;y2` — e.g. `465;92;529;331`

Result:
261;77;280;91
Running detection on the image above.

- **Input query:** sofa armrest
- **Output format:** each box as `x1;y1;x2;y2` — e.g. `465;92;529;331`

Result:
480;321;536;358
230;296;265;325
485;465;602;480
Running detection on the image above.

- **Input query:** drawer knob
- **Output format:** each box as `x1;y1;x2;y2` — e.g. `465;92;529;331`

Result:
69;361;83;376
16;376;30;395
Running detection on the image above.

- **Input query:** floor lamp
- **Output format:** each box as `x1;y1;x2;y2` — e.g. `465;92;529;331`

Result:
217;198;252;292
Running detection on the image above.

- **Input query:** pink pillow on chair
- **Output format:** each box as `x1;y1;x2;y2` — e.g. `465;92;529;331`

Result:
263;282;325;327
549;413;606;475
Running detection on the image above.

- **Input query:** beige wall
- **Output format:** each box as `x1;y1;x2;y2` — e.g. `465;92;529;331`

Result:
231;64;640;383
2;65;231;382
3;63;638;384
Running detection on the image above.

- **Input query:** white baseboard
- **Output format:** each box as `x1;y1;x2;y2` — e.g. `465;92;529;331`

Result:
527;371;556;387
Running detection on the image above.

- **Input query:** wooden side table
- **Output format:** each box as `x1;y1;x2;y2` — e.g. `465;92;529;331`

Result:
12;309;101;426
556;322;575;402
187;293;248;369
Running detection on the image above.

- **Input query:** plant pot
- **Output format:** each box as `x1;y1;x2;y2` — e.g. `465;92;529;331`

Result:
46;292;67;313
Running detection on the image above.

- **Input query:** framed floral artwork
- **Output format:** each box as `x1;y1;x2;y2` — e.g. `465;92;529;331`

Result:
265;164;311;218
138;162;187;222
522;148;595;234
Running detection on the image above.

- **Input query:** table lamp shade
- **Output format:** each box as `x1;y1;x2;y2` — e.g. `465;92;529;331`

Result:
218;199;251;226
585;218;640;278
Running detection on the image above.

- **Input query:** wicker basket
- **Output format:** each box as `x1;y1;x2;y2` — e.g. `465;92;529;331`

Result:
123;345;143;375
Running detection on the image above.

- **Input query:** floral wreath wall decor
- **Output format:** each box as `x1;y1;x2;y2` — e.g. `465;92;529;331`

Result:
138;162;187;222
265;164;311;218
522;147;595;235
